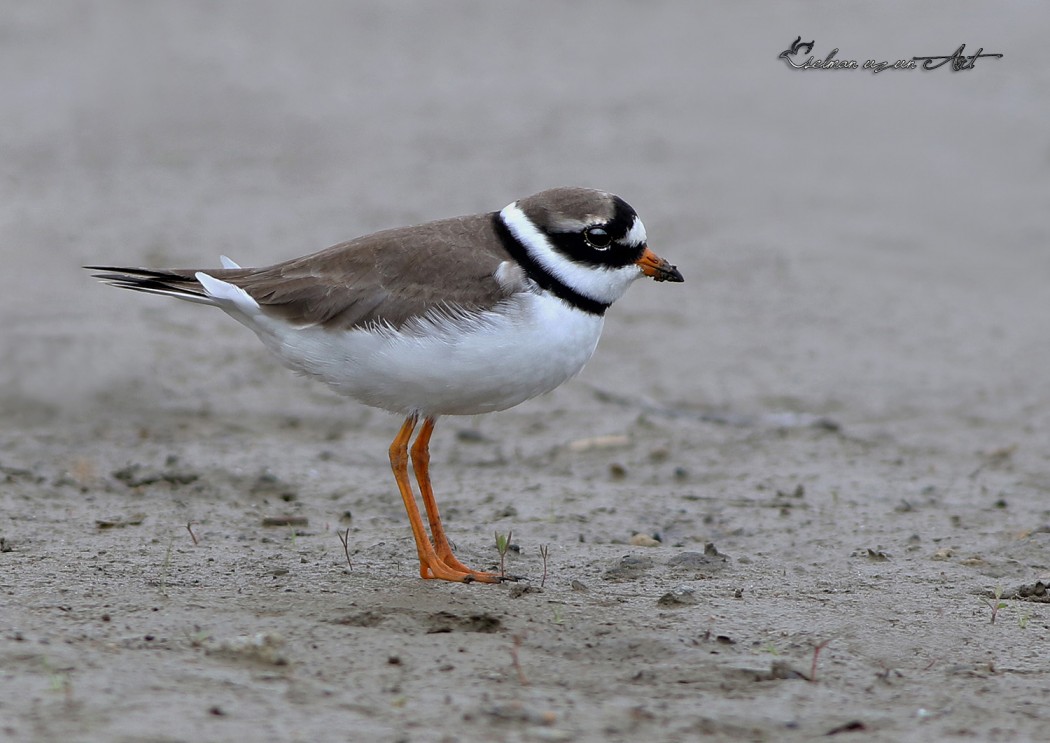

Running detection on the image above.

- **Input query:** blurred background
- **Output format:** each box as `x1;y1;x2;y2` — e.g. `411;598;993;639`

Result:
3;7;1047;738
1;1;1046;453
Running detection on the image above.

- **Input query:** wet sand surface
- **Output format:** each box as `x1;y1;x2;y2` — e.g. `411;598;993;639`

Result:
2;3;1049;741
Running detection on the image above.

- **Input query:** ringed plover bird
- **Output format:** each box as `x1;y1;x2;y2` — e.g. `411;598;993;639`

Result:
88;187;683;583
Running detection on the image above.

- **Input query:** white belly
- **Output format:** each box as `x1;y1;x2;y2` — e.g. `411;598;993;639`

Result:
237;293;604;416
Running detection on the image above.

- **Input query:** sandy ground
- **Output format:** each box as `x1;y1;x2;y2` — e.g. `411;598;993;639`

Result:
2;2;1049;741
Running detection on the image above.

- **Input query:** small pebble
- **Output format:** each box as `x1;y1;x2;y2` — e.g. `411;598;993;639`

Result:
261;516;308;527
657;586;699;607
508;584;542;598
567;435;630;452
667;548;728;570
629;533;660;547
603;554;654;581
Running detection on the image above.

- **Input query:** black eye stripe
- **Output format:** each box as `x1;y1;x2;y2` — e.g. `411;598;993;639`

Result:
545;228;644;268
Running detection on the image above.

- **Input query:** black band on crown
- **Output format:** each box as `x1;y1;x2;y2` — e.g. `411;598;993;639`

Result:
492;212;610;316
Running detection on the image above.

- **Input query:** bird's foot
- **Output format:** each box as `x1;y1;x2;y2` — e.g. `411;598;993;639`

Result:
420;558;504;583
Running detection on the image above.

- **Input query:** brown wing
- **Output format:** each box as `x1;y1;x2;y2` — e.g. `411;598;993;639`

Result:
217;212;524;330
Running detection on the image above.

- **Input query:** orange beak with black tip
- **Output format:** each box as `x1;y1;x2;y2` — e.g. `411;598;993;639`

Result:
635;246;684;283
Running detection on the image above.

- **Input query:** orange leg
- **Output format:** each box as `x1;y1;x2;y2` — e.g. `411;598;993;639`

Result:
411;417;502;582
389;415;429;572
388;415;499;583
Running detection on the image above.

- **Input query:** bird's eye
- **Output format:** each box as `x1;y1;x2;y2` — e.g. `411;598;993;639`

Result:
584;226;612;250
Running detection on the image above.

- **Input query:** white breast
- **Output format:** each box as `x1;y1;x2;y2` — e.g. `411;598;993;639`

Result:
239;292;605;416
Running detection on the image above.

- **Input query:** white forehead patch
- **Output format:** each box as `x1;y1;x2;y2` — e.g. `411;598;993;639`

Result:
621;216;647;248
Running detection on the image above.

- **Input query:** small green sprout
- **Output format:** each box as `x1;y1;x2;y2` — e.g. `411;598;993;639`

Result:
980;584;1007;624
495;530;512;578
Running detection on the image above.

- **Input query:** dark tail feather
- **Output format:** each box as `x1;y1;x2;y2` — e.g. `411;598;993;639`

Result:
85;266;214;304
